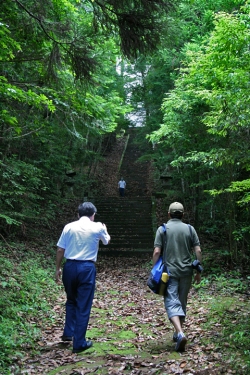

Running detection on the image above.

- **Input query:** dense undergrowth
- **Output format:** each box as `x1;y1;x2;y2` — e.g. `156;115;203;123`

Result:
0;242;60;374
0;242;250;375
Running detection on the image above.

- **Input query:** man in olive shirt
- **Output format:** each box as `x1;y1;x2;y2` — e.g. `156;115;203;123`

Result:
153;202;202;352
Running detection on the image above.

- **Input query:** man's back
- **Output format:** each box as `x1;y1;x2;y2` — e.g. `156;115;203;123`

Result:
57;216;110;261
152;201;202;353
155;219;200;277
118;179;126;188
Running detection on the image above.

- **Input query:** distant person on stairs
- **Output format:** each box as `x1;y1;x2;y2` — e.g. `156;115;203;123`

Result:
152;202;202;352
55;202;111;353
118;177;126;197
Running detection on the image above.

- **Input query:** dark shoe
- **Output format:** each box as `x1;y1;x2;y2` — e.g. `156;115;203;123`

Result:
61;335;73;342
175;333;187;352
72;340;93;353
173;332;178;342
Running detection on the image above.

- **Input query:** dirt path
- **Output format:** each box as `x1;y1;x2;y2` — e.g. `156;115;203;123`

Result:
15;132;248;374
18;256;239;375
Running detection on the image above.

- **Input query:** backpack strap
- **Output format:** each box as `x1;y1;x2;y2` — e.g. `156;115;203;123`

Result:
161;223;166;234
160;224;167;262
161;223;194;256
161;223;194;251
187;224;194;246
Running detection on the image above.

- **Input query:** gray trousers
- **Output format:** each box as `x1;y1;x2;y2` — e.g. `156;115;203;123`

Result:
164;275;192;321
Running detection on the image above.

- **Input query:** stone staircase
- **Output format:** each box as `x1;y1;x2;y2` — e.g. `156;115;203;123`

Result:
94;128;154;255
94;196;153;253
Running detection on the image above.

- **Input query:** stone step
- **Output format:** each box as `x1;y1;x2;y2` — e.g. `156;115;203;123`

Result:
96;206;152;212
94;129;154;251
98;213;151;216
103;229;153;234
98;249;153;256
101;236;153;243
101;235;153;241
103;244;153;249
99;221;152;226
99;245;153;250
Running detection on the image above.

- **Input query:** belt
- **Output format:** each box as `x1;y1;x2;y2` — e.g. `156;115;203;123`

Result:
66;259;95;264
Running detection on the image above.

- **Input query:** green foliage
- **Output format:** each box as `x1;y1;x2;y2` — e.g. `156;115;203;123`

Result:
0;0;250;270
0;0;134;232
0;20;21;61
190;13;250;139
193;256;250;371
147;5;250;258
202;293;250;373
226;179;250;205
133;0;244;138
0;156;49;233
1;245;249;374
0;244;59;374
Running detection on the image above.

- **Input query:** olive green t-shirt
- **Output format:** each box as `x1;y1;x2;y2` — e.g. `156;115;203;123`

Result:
154;219;200;277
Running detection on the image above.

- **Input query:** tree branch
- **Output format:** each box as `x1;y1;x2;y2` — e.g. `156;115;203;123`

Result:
0;126;44;139
14;0;73;46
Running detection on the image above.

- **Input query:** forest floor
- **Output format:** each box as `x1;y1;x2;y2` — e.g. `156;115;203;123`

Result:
9;252;249;375
3;133;250;375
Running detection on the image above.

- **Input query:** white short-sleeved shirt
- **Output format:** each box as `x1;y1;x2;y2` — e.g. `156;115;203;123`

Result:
57;216;110;262
118;180;126;188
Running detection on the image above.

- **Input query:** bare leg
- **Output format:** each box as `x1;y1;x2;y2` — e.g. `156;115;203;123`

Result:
170;316;183;334
170;316;187;351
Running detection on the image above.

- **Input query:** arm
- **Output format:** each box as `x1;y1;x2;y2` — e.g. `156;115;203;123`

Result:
153;246;161;265
153;227;163;265
100;223;111;245
194;245;202;262
56;246;65;283
193;245;202;283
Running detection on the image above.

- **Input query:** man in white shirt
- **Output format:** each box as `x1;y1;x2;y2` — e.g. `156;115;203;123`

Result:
118;177;126;197
56;202;110;353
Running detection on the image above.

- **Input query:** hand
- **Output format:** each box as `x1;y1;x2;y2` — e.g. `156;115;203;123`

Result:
194;273;201;284
55;268;62;283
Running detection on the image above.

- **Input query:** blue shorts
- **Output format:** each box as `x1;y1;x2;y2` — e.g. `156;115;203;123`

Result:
164;275;192;320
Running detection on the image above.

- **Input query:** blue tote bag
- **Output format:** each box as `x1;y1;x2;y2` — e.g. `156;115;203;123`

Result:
147;224;171;294
147;256;166;294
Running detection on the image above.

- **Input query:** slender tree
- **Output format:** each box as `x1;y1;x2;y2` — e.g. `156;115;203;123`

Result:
148;6;250;260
